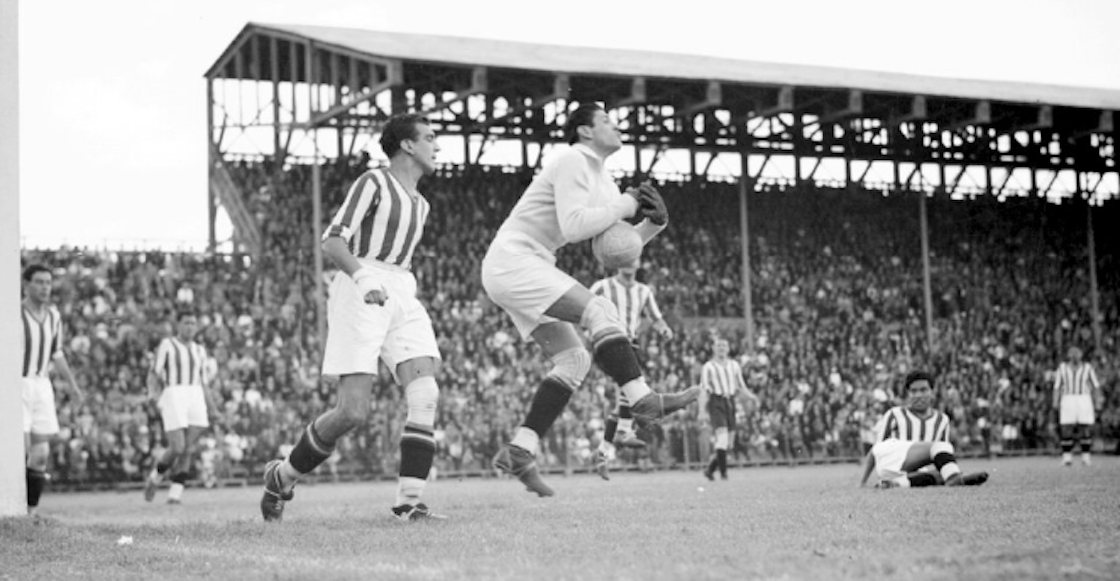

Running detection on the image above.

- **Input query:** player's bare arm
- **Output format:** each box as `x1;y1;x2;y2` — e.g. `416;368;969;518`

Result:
52;352;84;403
322;236;388;306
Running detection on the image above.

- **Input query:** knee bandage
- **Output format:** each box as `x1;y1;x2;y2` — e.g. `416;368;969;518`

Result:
405;376;439;428
580;296;627;345
547;347;592;390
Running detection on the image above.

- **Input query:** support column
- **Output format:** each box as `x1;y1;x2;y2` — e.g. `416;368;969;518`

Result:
1086;201;1103;355
739;153;756;350
919;191;935;356
207;78;217;252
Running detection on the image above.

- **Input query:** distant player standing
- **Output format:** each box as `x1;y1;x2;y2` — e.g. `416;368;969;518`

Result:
260;113;446;522
699;338;757;481
1053;346;1101;466
482;103;700;497
590;257;675;480
143;310;215;504
20;264;84;515
859;371;988;488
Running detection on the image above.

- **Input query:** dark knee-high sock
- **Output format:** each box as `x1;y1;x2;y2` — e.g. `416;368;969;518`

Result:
707;454;719;475
398;425;436;506
1060;425;1075;454
522;378;573;438
1078;425;1091;454
717;449;728;477
603;415;619;444
908;472;939;487
286;421;335;476
26;468;46;508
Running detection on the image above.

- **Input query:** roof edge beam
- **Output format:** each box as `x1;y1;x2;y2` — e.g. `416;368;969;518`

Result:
942;100;991;133
754;86;795;119
889;96;927;125
1069;111;1114;141
422;66;488;115
1009;105;1053;133
609;77;647;109
819;90;863;124
476;73;570;130
679;81;722;118
308;62;402;127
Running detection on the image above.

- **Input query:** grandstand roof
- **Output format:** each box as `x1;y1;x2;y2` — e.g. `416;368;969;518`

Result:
208;23;1120;111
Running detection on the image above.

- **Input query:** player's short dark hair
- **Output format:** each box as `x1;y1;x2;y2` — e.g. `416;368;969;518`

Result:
176;309;198;321
379;113;430;158
565;103;605;145
22;264;51;282
903;371;934;392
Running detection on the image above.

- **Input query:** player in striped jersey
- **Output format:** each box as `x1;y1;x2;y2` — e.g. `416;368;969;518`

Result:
482;104;700;497
699;338;758;481
590;258;674;480
20;264;84;515
1053;346;1101;466
261;113;447;523
860;371;988;489
143;310;215;504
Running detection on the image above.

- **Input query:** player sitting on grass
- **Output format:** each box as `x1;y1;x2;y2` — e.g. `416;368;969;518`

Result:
860;371;989;489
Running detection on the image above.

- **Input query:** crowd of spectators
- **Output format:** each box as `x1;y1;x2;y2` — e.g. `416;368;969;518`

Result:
22;159;1119;485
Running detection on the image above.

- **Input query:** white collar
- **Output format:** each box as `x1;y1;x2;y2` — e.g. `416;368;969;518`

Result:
572;143;607;163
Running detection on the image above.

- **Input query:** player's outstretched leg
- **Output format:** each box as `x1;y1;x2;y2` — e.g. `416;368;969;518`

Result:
493;443;555;497
581;296;699;422
260;459;294;522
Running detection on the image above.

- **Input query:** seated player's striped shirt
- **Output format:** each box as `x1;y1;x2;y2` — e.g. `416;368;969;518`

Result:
155;337;208;386
876;405;950;443
589;277;662;340
701;358;745;398
323;167;430;270
1054;362;1099;396
21;305;62;378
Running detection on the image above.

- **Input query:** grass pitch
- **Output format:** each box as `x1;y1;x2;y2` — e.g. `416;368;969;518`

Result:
2;456;1118;580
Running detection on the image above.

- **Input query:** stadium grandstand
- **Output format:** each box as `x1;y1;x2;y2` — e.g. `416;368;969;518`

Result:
24;23;1119;488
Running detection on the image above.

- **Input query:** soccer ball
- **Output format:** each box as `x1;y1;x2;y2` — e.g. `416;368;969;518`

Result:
592;222;642;270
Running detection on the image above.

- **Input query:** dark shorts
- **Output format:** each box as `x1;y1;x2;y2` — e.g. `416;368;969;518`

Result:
707;396;736;431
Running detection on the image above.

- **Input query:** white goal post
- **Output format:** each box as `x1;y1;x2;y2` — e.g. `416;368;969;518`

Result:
1;0;27;518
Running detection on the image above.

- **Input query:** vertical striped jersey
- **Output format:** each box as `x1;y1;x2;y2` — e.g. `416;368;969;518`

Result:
876;406;950;443
155;337;208;386
1054;362;1099;396
323;168;430;270
589;277;663;340
21;305;62;378
701;358;745;398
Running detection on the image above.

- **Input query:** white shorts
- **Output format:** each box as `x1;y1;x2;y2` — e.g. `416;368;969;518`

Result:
871;439;911;480
321;262;441;378
1060;394;1094;425
158;384;210;432
21;376;59;435
481;231;580;339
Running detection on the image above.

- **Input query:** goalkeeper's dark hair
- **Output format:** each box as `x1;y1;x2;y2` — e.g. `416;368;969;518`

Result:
22;264;51;282
903;371;934;392
379;113;430;158
565;103;605;145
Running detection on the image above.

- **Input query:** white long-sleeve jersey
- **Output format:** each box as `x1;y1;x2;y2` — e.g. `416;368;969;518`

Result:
496;144;664;254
